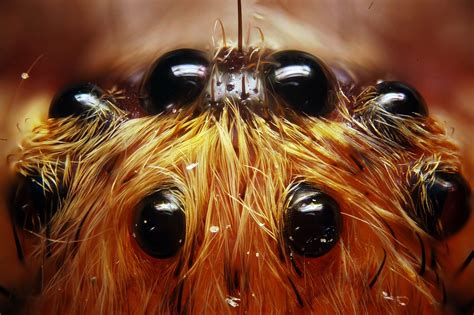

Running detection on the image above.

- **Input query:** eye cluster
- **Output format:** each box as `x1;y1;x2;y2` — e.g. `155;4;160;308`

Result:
43;48;438;125
12;48;471;263
48;83;113;119
45;49;339;119
132;190;186;259
408;169;471;239
138;49;338;117
140;49;210;115
283;184;342;257
9;174;66;232
353;80;430;147
130;182;343;260
264;50;336;117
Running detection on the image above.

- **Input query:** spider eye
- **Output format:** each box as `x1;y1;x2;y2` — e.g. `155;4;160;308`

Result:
133;190;186;259
410;171;471;239
10;175;64;231
49;83;111;118
284;184;342;257
374;81;428;117
265;50;335;117
140;49;210;114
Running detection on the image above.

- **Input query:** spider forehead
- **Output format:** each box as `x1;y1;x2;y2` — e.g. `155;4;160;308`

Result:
206;47;266;108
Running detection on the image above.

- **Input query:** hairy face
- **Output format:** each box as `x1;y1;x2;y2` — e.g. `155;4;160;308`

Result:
0;1;472;314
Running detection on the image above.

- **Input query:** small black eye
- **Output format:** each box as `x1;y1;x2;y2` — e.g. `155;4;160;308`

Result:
141;49;210;114
49;83;111;118
284;184;342;257
265;50;335;117
9;175;64;231
374;81;428;117
410;171;471;239
133;190;185;259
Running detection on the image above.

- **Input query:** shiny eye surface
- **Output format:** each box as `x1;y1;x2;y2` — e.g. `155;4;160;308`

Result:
374;81;428;117
49;83;110;118
9;175;63;231
411;171;471;238
284;184;341;257
133;190;185;259
265;50;335;117
140;49;210;114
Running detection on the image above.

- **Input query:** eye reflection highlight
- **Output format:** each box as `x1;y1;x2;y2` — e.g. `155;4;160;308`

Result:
171;64;207;77
274;65;311;81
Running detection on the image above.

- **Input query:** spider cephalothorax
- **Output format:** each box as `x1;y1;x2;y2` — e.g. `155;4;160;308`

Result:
1;1;472;314
4;41;471;314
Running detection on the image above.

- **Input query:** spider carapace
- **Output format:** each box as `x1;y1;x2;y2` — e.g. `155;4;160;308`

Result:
0;1;472;314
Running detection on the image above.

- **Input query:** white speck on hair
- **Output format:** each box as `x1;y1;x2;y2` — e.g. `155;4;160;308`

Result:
382;291;409;307
225;296;241;308
21;72;29;79
255;252;260;258
186;162;199;170
253;12;264;20
210;226;220;233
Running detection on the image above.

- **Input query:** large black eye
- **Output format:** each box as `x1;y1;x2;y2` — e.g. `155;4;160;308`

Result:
410;171;471;239
49;83;111;118
140;49;210;114
374;81;428;117
284;184;342;257
133;190;185;259
9;175;64;231
265;50;335;117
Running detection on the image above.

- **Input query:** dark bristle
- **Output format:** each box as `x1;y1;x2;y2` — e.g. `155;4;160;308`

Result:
177;280;185;314
46;222;52;258
430;246;441;284
441;281;447;305
454;250;473;277
276;244;285;262
233;270;240;293
429;247;437;269
224;256;240;294
287;277;304;308
8;180;25;262
289;251;302;277
369;249;386;289
187;239;196;269
72;207;93;257
241;75;247;99
434;268;440;285
10;219;24;263
0;285;14;300
237;0;243;52
415;233;426;276
169;280;185;314
375;212;397;240
349;154;364;171
174;256;184;278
